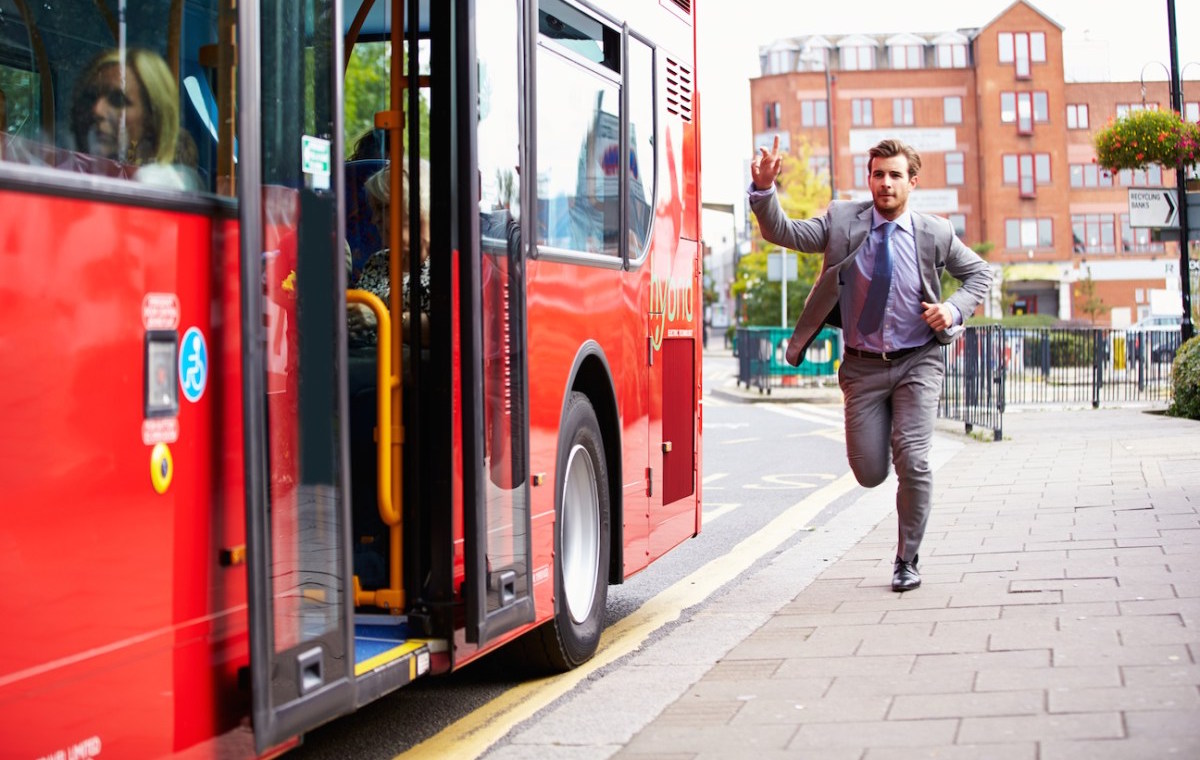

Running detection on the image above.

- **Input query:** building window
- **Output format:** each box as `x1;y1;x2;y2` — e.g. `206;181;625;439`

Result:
936;43;967;68
1120;214;1165;253
1033;92;1049;122
1116;102;1159;118
1019;155;1036;196
766;49;794;75
1030;33;1047;62
948;214;967;237
1000;92;1016;123
1001;91;1049;134
890;44;923;70
852;98;873;126
1119;166;1164;187
944;96;963;124
764;101;781;128
853;155;869;188
809;155;830;181
800;99;827;127
1071;214;1116;253
1066;103;1089;129
946;152;964;185
998;31;1045;78
1017;93;1034;132
1006;217;1053;249
1186;102;1200;122
1002;152;1051;195
1069;163;1114;188
893;97;914;126
840;46;876;71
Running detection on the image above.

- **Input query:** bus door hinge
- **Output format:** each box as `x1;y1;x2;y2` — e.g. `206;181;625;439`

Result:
645;466;653;497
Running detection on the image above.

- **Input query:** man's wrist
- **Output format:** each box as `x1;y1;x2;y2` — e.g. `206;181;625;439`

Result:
747;181;776;199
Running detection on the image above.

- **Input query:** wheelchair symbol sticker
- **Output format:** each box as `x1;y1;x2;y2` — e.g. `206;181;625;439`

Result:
179;327;209;403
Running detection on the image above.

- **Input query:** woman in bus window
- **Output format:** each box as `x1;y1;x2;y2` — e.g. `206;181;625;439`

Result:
348;162;432;349
68;47;199;189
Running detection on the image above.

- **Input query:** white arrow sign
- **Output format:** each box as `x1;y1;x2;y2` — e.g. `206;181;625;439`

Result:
1128;188;1179;228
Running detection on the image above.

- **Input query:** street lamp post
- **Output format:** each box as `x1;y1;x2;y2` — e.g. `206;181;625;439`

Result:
802;48;836;200
822;62;836;200
1167;0;1195;342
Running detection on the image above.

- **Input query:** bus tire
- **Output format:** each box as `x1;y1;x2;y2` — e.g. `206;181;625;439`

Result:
529;391;610;671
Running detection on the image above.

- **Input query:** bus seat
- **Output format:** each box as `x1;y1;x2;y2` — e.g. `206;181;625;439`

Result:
345;159;387;280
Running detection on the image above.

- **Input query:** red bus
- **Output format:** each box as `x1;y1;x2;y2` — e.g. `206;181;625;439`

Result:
0;0;702;756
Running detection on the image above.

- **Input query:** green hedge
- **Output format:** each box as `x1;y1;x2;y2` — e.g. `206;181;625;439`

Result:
1022;332;1105;368
1167;336;1200;420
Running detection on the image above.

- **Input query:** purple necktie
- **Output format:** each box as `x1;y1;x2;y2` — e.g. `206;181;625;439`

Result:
857;221;896;335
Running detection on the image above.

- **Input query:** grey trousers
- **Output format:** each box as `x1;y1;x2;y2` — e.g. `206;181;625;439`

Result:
838;342;945;563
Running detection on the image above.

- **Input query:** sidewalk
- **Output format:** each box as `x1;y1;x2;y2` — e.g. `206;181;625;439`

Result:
613;406;1200;759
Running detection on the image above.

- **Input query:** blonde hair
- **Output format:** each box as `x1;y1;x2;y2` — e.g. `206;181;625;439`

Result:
71;48;180;165
364;159;431;243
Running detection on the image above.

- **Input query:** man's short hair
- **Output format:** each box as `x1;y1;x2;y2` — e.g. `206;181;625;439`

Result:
868;139;922;179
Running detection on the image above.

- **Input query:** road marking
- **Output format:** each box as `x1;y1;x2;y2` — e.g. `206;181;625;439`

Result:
397;470;862;759
788;427;845;443
702;472;729;485
702;502;740;523
723;437;760;445
764;404;844;425
744;473;837;490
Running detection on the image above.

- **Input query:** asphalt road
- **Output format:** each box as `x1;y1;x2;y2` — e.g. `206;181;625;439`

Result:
290;351;858;759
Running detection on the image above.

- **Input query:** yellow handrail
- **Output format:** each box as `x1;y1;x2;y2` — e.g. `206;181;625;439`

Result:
345;289;399;526
346;289;405;611
346;0;409;614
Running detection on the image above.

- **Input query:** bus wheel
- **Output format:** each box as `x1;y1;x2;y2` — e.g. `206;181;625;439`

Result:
529;391;610;671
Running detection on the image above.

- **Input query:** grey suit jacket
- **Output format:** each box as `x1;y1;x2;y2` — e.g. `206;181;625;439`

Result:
749;193;994;367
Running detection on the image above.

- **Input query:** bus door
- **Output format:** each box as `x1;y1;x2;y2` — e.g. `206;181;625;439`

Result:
239;0;355;751
464;0;536;647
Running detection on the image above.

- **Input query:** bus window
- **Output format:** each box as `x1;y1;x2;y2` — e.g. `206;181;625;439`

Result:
0;0;235;196
626;35;656;262
0;60;39;143
535;53;621;257
535;0;621;258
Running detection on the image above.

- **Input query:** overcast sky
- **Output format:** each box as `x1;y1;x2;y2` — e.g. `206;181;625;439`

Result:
695;0;1200;217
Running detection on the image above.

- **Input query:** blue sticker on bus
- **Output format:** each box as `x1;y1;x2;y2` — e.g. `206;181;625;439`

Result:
179;327;209;403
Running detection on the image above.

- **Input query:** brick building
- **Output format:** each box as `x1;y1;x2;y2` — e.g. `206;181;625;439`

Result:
750;0;1196;326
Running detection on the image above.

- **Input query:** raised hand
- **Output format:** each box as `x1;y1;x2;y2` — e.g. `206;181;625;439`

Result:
751;134;783;190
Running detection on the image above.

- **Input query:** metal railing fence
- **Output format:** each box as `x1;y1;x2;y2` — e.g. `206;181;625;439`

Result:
939;326;1178;440
733;325;1178;441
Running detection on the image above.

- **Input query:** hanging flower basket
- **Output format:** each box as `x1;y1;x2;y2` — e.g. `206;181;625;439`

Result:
1093;109;1200;173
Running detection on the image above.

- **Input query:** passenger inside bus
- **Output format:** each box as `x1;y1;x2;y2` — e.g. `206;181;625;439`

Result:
67;47;201;190
348;161;432;349
346;159;431;593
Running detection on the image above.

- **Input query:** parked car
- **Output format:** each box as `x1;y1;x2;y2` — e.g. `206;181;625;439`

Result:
1131;316;1183;364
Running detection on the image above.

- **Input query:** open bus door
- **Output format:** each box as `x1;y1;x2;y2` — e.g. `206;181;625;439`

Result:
238;1;356;751
345;0;538;654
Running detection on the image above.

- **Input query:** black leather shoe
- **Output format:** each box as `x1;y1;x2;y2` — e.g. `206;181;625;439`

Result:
892;555;921;592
